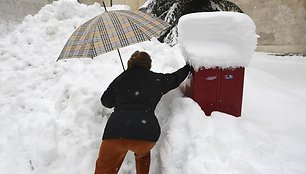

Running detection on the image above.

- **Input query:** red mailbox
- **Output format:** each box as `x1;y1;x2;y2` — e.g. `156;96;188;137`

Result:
185;67;245;117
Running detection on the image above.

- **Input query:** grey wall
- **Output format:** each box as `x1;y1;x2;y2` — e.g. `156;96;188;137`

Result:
0;0;147;20
232;0;306;54
0;0;52;21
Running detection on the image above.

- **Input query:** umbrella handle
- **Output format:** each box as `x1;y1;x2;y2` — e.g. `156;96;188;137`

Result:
117;49;125;71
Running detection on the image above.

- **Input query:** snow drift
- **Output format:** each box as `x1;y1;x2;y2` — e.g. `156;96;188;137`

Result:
178;12;257;69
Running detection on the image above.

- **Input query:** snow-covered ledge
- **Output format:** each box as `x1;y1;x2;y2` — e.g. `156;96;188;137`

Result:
178;12;257;69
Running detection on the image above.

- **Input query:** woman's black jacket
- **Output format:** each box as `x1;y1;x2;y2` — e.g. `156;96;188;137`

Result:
101;64;191;142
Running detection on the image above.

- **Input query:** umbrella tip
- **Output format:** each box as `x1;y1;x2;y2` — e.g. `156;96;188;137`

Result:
102;1;107;11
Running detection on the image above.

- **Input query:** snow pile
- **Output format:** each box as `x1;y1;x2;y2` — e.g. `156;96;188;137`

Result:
1;0;306;174
0;19;18;37
178;12;257;69
0;1;134;173
0;1;184;173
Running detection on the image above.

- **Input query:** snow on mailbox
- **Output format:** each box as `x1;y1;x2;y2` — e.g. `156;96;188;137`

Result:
178;12;257;117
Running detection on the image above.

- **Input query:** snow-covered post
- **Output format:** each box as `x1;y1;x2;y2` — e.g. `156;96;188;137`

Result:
178;12;257;117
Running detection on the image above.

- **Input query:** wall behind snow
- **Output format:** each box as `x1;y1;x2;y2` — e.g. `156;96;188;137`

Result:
232;0;306;54
0;0;52;21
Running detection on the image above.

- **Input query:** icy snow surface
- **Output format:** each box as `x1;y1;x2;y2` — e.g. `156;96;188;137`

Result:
178;12;257;69
0;1;306;174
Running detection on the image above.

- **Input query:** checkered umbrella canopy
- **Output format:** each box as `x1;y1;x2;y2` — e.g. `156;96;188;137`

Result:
57;10;170;60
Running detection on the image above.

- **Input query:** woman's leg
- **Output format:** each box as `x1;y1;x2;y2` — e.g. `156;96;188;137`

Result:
127;140;155;174
134;151;152;174
94;139;128;174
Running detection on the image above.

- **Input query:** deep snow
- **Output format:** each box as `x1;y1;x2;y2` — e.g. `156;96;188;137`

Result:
178;12;257;69
0;0;306;174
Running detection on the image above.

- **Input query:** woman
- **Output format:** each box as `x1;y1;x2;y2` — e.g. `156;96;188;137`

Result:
95;51;191;174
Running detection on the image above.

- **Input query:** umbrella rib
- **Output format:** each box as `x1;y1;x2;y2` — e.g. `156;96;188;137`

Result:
127;18;148;42
118;10;169;38
108;11;129;48
97;15;114;53
91;35;97;58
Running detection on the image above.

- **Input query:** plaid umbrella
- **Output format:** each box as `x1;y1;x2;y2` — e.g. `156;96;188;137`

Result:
57;6;170;70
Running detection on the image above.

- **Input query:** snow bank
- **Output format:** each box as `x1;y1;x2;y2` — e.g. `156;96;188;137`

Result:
178;12;257;69
0;19;17;37
0;1;133;173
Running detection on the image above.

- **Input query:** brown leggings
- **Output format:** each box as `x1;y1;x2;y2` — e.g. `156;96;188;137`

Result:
94;139;156;174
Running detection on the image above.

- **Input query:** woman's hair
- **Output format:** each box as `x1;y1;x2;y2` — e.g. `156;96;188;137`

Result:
127;51;152;70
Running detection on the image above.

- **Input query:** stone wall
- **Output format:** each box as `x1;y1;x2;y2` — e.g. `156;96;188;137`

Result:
0;0;51;21
231;0;306;54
